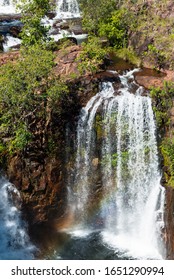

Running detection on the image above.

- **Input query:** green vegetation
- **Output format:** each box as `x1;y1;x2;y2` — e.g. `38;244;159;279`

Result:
120;0;174;69
15;0;52;46
79;0;116;35
150;82;174;131
0;45;68;158
116;47;141;66
77;37;107;74
78;0;133;67
1;0;174;188
98;9;127;49
0;0;71;161
145;44;166;70
150;82;174;187
160;138;174;188
80;1;174;69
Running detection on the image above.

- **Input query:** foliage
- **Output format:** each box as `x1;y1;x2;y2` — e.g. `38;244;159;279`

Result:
98;9;127;49
116;47;141;66
145;44;166;70
8;125;32;154
0;44;68;157
15;0;52;46
79;1;128;50
150;81;174;187
77;36;107;74
150;82;174;132
79;0;116;35
119;0;174;69
160;138;174;188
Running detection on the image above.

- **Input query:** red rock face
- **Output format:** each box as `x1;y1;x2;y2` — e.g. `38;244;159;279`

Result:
5;71;112;229
0;51;19;66
135;67;174;89
165;186;174;259
7;142;66;227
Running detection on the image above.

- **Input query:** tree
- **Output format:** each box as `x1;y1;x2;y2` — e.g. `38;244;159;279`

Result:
15;0;52;46
79;0;116;35
0;45;68;156
98;9;127;48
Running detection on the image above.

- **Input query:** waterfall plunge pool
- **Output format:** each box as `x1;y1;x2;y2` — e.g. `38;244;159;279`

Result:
33;69;166;260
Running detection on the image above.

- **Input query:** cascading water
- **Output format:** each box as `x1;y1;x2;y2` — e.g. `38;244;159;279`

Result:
0;0;80;17
67;69;165;259
0;177;35;259
56;0;80;18
0;0;17;14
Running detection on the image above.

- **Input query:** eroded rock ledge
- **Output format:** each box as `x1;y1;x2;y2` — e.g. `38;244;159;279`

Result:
2;46;119;230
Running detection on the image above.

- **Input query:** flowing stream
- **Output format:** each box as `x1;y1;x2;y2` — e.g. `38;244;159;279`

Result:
0;0;85;50
56;0;80;18
0;0;80;17
0;0;17;14
62;69;165;260
0;177;35;259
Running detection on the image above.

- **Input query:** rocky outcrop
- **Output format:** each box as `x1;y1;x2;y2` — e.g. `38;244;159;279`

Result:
165;186;174;259
4;45;119;230
5;79;98;228
135;68;174;89
127;0;174;70
0;51;19;65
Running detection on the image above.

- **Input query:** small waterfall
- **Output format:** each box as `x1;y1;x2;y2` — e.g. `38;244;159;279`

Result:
67;69;165;259
56;0;80;18
0;0;17;14
0;177;35;259
3;34;21;52
0;1;80;17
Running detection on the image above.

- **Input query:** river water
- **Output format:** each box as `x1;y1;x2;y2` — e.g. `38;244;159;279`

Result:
0;177;35;259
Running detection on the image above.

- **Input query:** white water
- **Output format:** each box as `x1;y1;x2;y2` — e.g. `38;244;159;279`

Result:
0;0;17;14
56;0;80;19
0;177;35;259
1;0;84;50
68;69;165;259
3;34;21;51
0;0;81;17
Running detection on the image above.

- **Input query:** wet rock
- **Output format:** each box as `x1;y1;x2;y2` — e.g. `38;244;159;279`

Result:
70;24;83;35
9;25;22;37
135;68;174;89
165;186;174;259
0;14;21;22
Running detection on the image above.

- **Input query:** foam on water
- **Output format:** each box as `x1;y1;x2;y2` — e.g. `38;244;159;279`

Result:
3;35;21;52
0;0;17;14
55;0;81;19
66;69;166;259
0;177;35;259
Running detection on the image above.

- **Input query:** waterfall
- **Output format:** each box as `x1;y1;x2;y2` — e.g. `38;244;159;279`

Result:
0;1;80;17
0;0;17;14
0;177;35;259
67;69;165;259
3;34;21;52
56;0;80;18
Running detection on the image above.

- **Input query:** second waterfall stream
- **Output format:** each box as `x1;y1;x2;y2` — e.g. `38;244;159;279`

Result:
65;69;166;260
